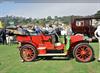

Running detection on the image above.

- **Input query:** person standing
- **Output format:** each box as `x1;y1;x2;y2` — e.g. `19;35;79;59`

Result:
0;29;3;43
95;25;100;62
1;28;6;45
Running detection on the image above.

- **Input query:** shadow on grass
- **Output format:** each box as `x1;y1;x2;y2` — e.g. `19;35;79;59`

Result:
35;56;74;61
34;56;96;63
21;56;95;63
75;57;96;63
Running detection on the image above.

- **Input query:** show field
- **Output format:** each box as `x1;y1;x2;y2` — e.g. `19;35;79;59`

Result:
0;43;100;73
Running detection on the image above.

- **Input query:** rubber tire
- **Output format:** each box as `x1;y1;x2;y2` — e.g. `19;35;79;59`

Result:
20;44;38;62
73;43;94;63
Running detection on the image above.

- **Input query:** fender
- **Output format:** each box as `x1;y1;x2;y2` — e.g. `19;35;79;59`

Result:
20;41;37;49
67;35;89;51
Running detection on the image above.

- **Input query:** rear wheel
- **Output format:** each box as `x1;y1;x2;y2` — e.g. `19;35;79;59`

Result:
20;44;38;62
73;43;94;62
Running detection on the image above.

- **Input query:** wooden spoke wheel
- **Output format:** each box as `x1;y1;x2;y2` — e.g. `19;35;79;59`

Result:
20;44;38;62
73;43;94;62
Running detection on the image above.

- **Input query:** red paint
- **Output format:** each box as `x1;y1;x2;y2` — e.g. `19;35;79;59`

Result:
16;33;84;55
38;49;46;54
70;35;84;44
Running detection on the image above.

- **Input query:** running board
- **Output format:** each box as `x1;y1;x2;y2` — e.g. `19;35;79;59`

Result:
38;52;67;56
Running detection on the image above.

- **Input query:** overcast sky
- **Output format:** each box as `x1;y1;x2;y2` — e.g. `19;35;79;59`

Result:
0;2;100;18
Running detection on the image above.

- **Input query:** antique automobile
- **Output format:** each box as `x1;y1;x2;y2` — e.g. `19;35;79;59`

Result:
16;29;94;62
71;17;100;38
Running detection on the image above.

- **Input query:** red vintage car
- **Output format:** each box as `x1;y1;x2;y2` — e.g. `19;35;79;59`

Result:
16;30;94;62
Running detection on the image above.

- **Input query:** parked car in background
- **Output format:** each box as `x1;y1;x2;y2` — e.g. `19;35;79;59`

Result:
71;17;100;38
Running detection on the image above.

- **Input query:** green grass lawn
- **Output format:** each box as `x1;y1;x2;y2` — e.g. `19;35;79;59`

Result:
0;43;100;73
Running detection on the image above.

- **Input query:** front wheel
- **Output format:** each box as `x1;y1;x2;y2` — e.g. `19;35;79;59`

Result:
73;43;94;62
20;44;38;62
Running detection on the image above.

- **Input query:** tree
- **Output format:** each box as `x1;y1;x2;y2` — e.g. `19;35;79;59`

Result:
33;18;39;25
38;19;45;26
94;10;100;17
47;16;52;21
46;16;52;24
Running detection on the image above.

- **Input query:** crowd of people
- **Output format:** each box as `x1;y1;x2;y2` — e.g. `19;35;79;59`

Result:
16;24;73;36
0;24;73;45
0;28;14;45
